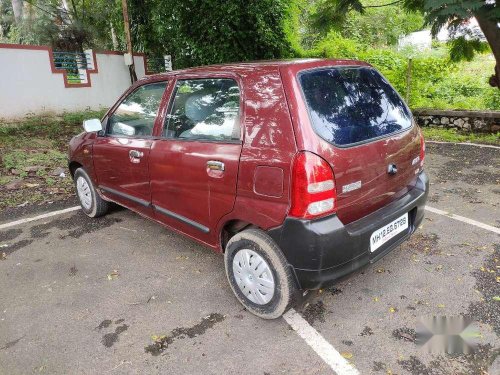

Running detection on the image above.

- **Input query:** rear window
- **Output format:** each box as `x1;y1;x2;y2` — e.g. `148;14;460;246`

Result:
299;67;412;146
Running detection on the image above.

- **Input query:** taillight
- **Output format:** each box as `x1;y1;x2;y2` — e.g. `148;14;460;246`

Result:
289;151;337;219
419;131;425;167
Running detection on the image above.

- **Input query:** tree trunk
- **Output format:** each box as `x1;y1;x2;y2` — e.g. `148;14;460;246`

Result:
475;11;500;88
121;0;137;84
110;22;119;50
11;0;23;24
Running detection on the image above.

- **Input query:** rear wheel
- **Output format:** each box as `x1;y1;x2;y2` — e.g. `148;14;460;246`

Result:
74;168;109;218
224;228;297;319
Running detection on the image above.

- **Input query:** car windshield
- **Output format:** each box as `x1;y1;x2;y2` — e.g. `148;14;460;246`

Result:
299;67;412;146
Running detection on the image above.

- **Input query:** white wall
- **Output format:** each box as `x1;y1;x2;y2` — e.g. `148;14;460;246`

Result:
398;30;432;51
0;45;152;119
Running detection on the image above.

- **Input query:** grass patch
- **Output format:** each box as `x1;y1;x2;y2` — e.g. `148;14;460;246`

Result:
0;109;106;151
421;127;499;146
3;149;67;175
0;109;106;209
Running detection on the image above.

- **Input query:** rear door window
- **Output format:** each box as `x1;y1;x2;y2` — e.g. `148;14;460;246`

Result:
164;78;241;141
299;67;412;146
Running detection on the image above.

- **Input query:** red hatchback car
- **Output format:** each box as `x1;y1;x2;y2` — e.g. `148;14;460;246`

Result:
69;59;428;319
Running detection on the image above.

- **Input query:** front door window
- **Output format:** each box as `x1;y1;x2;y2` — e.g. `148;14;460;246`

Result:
108;82;167;137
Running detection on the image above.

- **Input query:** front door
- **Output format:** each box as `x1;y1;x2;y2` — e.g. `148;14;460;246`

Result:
93;81;168;214
149;77;243;245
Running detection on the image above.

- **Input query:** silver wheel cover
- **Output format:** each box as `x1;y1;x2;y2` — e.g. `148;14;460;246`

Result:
76;176;92;210
232;248;275;305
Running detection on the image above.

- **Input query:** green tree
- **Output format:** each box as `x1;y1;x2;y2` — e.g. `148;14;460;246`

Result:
2;0;301;68
306;0;424;48
317;0;500;88
1;0;121;51
343;2;424;47
128;0;299;69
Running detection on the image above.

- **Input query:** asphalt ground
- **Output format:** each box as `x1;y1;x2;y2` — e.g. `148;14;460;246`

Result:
0;142;499;375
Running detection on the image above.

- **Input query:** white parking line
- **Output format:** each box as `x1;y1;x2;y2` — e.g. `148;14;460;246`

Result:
425;206;500;235
0;206;81;230
283;309;359;375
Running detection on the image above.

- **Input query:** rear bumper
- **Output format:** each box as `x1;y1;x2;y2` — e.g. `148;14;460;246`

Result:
268;171;429;289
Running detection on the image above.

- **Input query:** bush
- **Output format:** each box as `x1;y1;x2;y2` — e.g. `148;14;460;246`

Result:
359;49;407;93
305;31;362;60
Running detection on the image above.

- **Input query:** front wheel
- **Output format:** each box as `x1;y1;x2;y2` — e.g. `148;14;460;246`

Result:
74;168;109;218
224;228;297;319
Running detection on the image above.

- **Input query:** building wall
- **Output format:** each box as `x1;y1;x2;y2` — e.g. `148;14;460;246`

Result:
0;44;153;119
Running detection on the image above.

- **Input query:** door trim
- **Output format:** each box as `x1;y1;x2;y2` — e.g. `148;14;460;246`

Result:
100;185;209;233
99;185;151;207
153;204;210;233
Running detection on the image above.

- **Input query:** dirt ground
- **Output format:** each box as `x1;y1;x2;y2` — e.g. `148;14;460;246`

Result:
0;142;499;374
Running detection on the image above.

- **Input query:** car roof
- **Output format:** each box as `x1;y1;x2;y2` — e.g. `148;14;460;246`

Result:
139;58;370;82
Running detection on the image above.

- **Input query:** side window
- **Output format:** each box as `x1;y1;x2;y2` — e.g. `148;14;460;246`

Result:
108;82;167;137
164;78;240;141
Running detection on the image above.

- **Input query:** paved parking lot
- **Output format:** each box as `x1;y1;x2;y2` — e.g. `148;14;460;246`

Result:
1;142;499;375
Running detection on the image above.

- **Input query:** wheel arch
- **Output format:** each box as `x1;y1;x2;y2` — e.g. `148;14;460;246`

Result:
219;219;259;252
68;161;83;178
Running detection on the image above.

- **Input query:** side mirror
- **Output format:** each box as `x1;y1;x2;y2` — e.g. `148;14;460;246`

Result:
83;118;103;133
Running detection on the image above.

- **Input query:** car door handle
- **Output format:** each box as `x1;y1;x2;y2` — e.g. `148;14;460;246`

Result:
129;150;143;158
207;160;225;171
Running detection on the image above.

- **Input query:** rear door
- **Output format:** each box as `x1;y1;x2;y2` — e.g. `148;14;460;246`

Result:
93;81;168;214
149;76;243;245
295;66;421;223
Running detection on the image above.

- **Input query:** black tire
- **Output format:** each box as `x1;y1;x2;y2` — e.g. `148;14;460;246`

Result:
224;228;298;319
74;168;109;218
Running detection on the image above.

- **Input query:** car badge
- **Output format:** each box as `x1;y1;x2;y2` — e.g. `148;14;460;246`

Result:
342;180;362;193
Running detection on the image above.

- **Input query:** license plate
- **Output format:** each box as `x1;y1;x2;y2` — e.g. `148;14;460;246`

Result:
370;213;409;252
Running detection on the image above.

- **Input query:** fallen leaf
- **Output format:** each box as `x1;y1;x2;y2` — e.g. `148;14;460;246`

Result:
151;334;167;342
389;307;397;313
493;296;500;302
341;352;353;359
376;268;385;273
107;270;119;280
0;252;6;260
437;303;445;308
373;297;379;302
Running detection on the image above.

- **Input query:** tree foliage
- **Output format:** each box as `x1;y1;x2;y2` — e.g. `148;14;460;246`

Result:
127;0;299;68
1;0;120;50
304;0;424;48
1;0;299;68
317;0;500;87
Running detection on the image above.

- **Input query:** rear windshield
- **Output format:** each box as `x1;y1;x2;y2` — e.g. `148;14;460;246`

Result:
299;67;412;146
